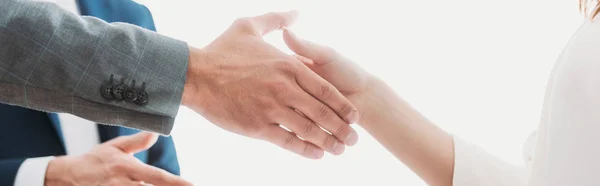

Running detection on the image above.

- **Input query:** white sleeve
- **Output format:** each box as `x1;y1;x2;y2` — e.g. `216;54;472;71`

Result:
452;136;527;186
527;21;600;186
14;156;55;186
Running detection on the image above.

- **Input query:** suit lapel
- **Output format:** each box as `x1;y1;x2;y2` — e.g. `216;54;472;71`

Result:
97;124;121;143
46;113;65;147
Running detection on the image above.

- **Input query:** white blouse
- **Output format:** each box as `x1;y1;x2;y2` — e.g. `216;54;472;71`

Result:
453;18;600;186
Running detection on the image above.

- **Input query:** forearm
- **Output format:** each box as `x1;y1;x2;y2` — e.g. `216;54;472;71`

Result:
353;77;454;186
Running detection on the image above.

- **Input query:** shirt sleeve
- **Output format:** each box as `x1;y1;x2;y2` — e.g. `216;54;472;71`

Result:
452;136;527;186
14;156;55;186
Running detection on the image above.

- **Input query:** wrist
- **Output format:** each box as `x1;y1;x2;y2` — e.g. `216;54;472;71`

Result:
45;156;73;186
350;76;401;126
182;46;208;108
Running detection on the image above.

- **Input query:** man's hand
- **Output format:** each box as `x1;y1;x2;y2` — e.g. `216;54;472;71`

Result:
182;11;359;159
45;132;192;186
282;28;373;101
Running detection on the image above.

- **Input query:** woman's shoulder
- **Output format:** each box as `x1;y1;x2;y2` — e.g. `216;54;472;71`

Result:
557;19;600;67
566;18;600;49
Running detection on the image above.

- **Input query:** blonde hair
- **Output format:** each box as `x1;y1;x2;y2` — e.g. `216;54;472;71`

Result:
580;0;600;19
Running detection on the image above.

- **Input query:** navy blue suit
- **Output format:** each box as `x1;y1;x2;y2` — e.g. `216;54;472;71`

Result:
0;1;179;185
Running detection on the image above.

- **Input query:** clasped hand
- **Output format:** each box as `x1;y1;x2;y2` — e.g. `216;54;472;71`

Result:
182;11;360;159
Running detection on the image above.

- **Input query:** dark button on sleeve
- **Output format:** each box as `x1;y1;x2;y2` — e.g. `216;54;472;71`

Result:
124;80;139;102
112;79;127;100
101;75;115;99
134;82;148;105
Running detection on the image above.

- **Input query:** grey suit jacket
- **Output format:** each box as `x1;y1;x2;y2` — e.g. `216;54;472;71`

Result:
0;0;189;135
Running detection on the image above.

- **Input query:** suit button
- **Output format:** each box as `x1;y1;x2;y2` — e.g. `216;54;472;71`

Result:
101;86;114;99
112;79;127;100
134;82;148;105
124;80;139;102
135;91;148;105
101;75;115;99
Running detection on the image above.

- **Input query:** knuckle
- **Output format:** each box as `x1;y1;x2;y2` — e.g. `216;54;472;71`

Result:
248;120;273;139
322;134;333;147
335;124;350;138
108;162;128;173
318;104;330;118
244;118;267;135
265;106;282;120
233;17;253;27
259;98;282;118
232;17;256;33
338;103;351;116
302;120;315;135
273;60;297;74
319;83;333;99
283;134;296;149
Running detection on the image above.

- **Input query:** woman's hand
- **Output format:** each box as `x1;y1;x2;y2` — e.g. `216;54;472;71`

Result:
283;28;455;186
282;28;375;102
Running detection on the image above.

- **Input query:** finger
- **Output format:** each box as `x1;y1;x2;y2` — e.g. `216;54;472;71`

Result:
290;91;358;147
276;108;346;155
128;162;193;186
105;132;159;154
283;27;339;64
295;62;359;122
251;10;299;35
294;54;314;65
261;124;325;159
289;72;359;146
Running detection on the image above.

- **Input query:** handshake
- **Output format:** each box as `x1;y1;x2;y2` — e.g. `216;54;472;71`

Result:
181;11;371;159
47;11;380;186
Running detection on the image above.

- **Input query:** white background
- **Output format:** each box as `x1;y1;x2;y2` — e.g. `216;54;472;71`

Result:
137;0;584;185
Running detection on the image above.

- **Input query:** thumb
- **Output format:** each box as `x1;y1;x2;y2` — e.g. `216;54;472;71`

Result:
251;10;298;36
105;132;159;154
282;27;338;65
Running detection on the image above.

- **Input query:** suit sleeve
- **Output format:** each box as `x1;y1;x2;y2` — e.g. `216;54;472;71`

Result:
0;0;189;135
452;136;527;186
0;158;26;186
148;135;181;175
